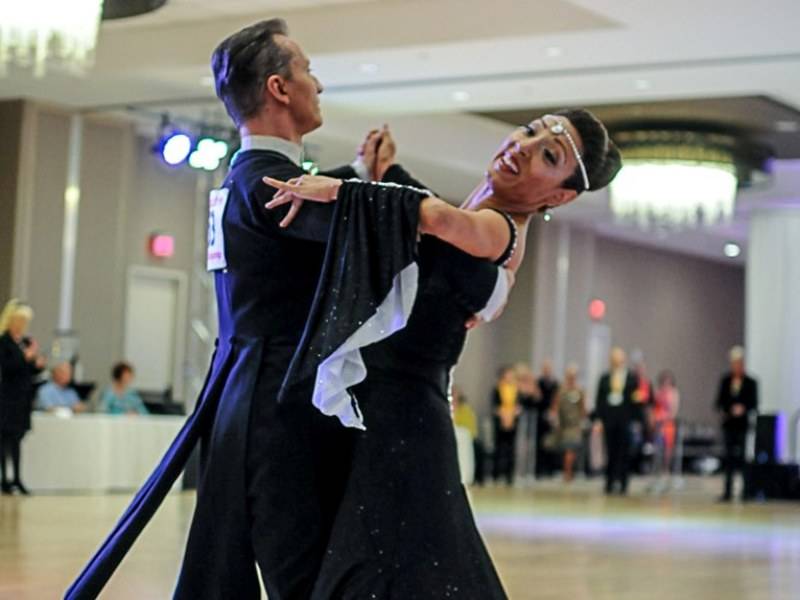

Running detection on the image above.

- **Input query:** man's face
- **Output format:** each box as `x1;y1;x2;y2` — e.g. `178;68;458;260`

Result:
610;348;626;370
279;37;324;134
731;358;744;377
53;364;72;387
542;360;553;378
487;115;582;213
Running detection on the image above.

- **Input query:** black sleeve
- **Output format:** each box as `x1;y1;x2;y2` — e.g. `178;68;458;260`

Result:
251;164;337;243
381;164;431;192
491;388;500;408
715;377;727;415
595;377;607;422
279;180;427;400
321;165;359;180
0;337;26;376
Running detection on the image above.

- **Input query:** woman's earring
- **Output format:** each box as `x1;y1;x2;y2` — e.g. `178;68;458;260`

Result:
540;206;553;222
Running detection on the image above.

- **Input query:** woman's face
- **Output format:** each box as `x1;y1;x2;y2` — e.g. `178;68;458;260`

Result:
120;370;134;389
487;115;583;213
8;315;29;338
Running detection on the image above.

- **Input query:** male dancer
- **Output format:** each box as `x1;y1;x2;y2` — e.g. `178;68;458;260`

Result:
67;18;508;600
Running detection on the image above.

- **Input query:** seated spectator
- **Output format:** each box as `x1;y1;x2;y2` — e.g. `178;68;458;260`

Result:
100;362;148;416
35;362;87;414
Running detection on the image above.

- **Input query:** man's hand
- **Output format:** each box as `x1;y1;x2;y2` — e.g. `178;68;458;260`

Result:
731;403;746;417
374;125;397;181
263;175;343;228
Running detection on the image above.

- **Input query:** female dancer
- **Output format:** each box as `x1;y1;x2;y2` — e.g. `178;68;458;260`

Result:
265;109;621;598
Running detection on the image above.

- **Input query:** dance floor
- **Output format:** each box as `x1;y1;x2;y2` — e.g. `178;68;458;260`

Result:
1;478;798;599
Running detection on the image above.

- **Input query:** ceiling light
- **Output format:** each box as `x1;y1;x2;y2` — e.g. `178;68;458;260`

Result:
0;1;104;77
545;46;563;58
634;79;651;90
452;91;470;102
359;63;379;74
611;161;737;228
723;242;741;258
608;129;771;229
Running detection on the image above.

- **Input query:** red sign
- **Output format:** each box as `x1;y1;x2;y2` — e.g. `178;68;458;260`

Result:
149;234;175;258
589;299;606;321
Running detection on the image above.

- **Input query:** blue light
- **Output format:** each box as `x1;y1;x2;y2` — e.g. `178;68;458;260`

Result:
161;133;192;165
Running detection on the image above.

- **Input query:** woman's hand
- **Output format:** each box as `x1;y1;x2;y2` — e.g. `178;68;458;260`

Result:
374;126;396;181
263;175;343;228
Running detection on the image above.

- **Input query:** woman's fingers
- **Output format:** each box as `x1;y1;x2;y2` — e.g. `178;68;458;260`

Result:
262;176;297;191
265;191;295;209
279;198;305;228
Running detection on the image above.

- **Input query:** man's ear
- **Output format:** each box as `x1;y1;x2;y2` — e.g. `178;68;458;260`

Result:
265;74;290;106
543;187;578;209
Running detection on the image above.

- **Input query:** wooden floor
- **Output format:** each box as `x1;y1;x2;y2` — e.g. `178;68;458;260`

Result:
1;478;799;599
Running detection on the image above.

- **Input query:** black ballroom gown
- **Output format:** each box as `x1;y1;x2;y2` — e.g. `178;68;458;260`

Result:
305;234;510;599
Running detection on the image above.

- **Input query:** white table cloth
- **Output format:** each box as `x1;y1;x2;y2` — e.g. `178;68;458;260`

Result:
22;413;185;493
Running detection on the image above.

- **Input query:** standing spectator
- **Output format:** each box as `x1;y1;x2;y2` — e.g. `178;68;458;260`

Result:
649;370;680;493
630;353;653;472
551;364;586;483
514;363;540;481
451;385;484;485
492;366;520;486
594;347;638;495
0;300;45;495
535;359;559;477
715;346;758;502
100;362;149;416
35;363;88;414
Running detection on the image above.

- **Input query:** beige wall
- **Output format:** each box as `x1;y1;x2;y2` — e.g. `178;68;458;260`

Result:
6;102;202;399
592;236;744;425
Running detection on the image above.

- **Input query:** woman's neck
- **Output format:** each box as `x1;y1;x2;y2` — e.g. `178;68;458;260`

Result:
462;176;531;227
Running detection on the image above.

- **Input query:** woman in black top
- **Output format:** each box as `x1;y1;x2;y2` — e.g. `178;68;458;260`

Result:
268;110;622;598
0;300;45;495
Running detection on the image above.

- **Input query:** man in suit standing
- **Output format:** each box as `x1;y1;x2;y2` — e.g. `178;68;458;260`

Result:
594;347;639;495
715;345;758;502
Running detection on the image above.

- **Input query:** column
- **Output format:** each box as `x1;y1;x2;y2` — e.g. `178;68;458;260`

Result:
746;208;800;463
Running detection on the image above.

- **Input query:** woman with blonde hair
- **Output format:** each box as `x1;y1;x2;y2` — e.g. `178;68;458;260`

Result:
0;299;45;495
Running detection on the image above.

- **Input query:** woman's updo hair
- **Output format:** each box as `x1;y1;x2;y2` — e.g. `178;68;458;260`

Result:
554;108;622;193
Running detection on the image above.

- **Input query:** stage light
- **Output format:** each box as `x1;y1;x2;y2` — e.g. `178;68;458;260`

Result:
160;133;192;166
189;138;229;171
302;160;320;175
723;242;741;258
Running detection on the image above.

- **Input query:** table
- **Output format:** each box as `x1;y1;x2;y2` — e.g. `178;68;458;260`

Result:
21;413;185;493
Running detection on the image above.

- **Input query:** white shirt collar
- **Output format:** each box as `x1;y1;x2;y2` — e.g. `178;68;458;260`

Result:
239;135;303;166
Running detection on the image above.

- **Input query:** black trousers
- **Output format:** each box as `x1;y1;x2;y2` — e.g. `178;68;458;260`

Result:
535;414;554;477
723;430;746;499
473;439;486;485
493;425;517;485
0;431;25;484
603;423;631;493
